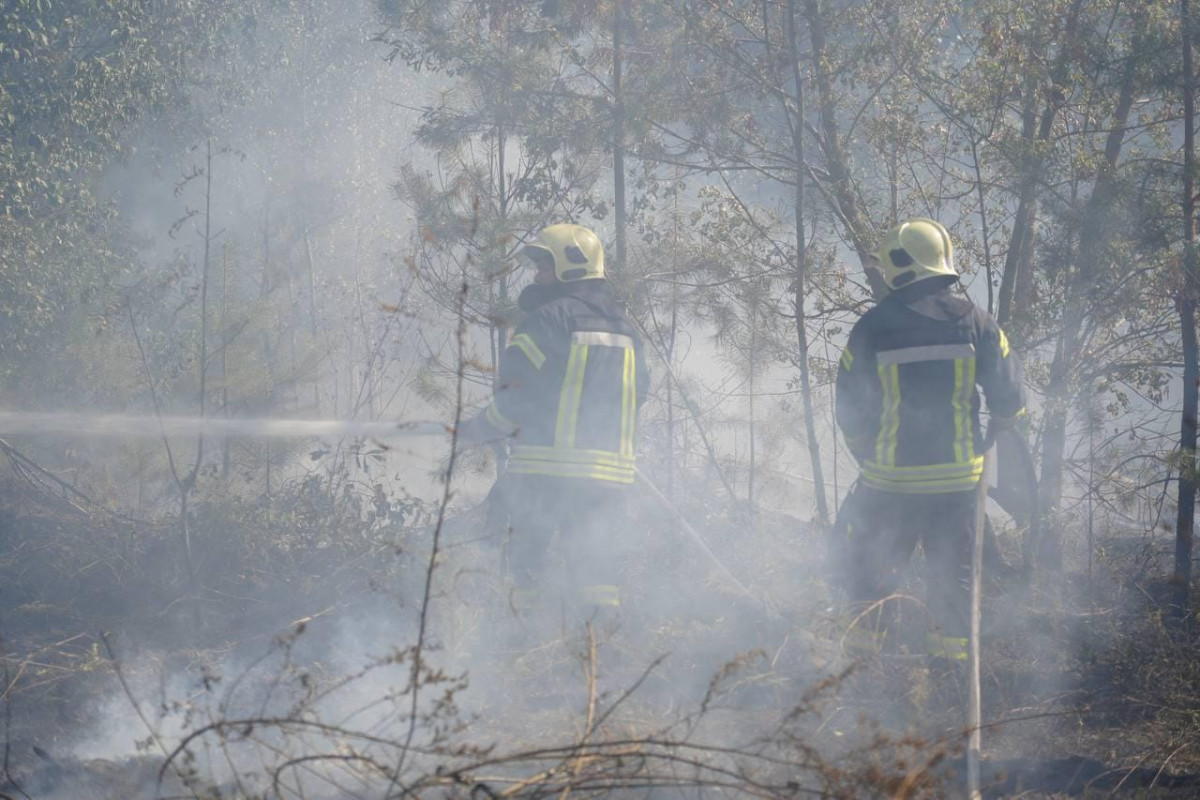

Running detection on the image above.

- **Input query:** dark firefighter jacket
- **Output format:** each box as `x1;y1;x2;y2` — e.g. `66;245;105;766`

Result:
835;280;1025;494
483;280;649;484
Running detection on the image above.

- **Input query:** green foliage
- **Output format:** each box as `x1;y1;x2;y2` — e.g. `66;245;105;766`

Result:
0;0;249;386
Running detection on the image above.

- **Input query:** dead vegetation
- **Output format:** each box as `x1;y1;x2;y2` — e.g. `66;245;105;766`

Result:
4;454;1200;799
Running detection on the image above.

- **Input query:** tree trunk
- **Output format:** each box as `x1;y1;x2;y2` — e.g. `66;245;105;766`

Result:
748;308;757;508
221;242;231;479
613;0;627;275
802;0;886;300
1174;0;1197;617
1035;64;1136;570
997;0;1085;331
788;0;829;526
260;198;274;509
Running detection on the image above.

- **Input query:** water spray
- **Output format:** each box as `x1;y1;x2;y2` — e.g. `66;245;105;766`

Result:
0;411;448;440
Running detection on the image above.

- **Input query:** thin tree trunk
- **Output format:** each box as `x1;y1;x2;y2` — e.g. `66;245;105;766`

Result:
788;0;829;526
221;242;231;478
1174;0;1197;617
997;0;1085;329
494;124;510;482
802;0;885;300
997;89;1042;328
748;309;756;509
1176;300;1197;616
613;0;627;274
261;198;274;509
304;229;320;412
180;139;215;611
666;169;681;502
496;123;509;376
1036;62;1136;570
969;136;994;315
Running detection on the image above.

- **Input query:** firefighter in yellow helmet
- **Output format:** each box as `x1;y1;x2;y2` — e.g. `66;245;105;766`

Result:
834;218;1025;663
460;223;649;630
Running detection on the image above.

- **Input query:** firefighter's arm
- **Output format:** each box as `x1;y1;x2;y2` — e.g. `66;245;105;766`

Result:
488;325;548;436
462;319;552;445
834;326;879;462
976;315;1027;429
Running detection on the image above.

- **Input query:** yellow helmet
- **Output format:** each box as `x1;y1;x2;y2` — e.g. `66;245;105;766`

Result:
520;223;605;282
872;218;957;290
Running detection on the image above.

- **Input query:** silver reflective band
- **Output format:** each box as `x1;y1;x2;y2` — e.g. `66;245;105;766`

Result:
572;331;634;348
877;343;975;366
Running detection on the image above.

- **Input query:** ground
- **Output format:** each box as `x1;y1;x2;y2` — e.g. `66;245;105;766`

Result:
2;473;1200;798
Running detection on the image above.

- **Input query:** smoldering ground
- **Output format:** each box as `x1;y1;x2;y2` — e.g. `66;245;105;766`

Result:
0;447;919;799
8;419;1200;799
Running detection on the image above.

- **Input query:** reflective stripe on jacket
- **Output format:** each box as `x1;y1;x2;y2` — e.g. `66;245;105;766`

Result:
835;281;1025;494
487;281;648;484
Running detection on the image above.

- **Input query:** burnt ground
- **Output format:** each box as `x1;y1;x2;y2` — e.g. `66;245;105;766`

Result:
3;474;1200;798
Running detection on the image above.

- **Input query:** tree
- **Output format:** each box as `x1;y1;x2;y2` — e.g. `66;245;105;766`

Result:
1174;0;1197;615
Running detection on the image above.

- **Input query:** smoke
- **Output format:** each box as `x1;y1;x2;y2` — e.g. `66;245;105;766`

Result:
6;1;1195;798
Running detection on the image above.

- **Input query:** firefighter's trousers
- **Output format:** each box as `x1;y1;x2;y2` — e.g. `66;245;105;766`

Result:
834;484;975;659
487;475;628;616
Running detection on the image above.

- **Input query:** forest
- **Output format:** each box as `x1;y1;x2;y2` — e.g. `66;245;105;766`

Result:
1;0;1199;797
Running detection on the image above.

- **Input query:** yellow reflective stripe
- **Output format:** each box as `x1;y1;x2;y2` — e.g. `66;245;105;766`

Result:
509;445;636;482
485;400;517;435
998;328;1011;358
511;445;636;468
840;347;854;370
964;356;976;461
862;457;984;478
875;363;900;466
927;633;968;660
862;471;982;493
861;456;984;493
578;584;620;607
628;345;638;453
509;333;546;369
953;359;965;464
861;474;980;493
508;461;635;483
566;346;589;447
951;356;977;463
888;364;901;465
555;343;589;447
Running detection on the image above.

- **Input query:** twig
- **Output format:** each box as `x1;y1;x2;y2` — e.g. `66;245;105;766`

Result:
387;277;470;796
99;633;200;799
559;622;599;800
272;753;383;800
589;653;669;734
0;439;145;525
0;638;29;800
1106;752;1150;797
1149;742;1190;790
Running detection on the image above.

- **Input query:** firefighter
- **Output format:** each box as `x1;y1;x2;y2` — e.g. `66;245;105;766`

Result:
460;223;649;628
834;218;1025;664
